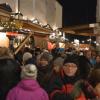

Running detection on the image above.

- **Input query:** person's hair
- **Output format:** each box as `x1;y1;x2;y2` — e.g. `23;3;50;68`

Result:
0;47;13;58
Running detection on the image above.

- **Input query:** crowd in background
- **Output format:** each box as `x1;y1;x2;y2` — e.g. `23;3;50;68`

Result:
0;45;100;100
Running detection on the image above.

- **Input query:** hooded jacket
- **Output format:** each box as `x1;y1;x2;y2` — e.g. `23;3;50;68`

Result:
6;79;49;100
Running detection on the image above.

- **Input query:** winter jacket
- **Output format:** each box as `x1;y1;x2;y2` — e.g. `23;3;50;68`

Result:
0;57;20;100
49;69;96;100
78;56;93;79
6;79;49;100
37;63;52;93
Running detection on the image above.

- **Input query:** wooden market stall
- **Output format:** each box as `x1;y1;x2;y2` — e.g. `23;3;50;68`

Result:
59;24;97;50
0;7;53;54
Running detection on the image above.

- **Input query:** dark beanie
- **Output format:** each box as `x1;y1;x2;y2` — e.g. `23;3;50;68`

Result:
63;55;79;67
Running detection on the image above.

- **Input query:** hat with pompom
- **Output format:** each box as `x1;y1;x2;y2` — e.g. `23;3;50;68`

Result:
21;64;37;79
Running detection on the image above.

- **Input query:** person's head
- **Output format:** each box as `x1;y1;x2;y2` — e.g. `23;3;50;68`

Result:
89;69;100;86
23;52;32;64
63;56;79;77
95;83;100;98
96;55;100;63
63;63;78;77
0;47;13;58
53;57;64;73
39;52;52;67
84;50;92;60
21;64;37;80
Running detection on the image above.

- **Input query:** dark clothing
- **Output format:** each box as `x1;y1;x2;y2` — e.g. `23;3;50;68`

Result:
49;69;96;100
0;57;20;100
49;69;81;100
37;63;52;93
78;56;93;79
95;62;100;69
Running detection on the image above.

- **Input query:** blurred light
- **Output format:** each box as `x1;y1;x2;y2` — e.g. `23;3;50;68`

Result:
82;40;85;43
23;16;28;20
52;25;58;30
96;43;99;46
30;17;35;21
0;32;6;38
0;27;4;30
0;32;9;47
87;38;91;42
65;38;69;41
85;47;89;50
94;41;96;44
89;23;95;28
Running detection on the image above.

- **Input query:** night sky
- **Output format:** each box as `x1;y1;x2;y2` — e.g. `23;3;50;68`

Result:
58;0;97;27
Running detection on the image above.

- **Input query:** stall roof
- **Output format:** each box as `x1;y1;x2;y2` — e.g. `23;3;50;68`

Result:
0;8;53;34
22;20;53;34
59;24;96;36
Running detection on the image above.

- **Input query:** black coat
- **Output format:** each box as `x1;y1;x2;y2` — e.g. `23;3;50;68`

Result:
78;56;92;79
0;57;21;100
37;63;52;93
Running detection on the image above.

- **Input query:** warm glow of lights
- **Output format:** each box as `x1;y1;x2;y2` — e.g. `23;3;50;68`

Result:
96;43;99;46
0;32;9;47
59;42;65;48
74;39;79;44
30;17;35;21
48;42;55;50
52;25;58;30
85;47;89;50
0;27;4;30
23;16;28;20
6;32;18;36
89;23;95;28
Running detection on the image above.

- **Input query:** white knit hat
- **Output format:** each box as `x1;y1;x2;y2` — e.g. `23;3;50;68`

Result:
21;64;37;79
23;52;32;62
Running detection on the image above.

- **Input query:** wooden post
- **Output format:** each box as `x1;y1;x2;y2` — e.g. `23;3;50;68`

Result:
14;32;33;55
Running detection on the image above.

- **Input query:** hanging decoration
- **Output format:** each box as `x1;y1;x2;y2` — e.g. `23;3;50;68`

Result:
0;17;23;32
49;29;66;43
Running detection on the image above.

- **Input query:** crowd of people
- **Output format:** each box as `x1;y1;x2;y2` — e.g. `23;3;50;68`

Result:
0;46;100;100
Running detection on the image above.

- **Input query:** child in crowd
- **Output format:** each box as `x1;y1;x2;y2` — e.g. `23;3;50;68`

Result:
6;64;49;100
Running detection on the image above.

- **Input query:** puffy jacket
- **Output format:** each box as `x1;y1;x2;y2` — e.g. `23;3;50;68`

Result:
6;79;49;100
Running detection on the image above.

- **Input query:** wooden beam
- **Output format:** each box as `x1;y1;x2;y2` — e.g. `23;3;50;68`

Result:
14;32;33;55
62;24;91;31
65;31;95;36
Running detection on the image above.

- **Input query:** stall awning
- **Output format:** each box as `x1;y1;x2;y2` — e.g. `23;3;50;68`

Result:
59;24;96;36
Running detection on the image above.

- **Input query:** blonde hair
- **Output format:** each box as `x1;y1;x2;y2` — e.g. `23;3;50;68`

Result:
0;47;13;58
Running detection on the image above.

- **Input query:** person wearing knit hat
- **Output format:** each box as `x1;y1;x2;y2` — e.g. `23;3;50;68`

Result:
23;52;32;64
63;55;79;67
49;54;97;100
6;64;49;100
21;64;37;79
